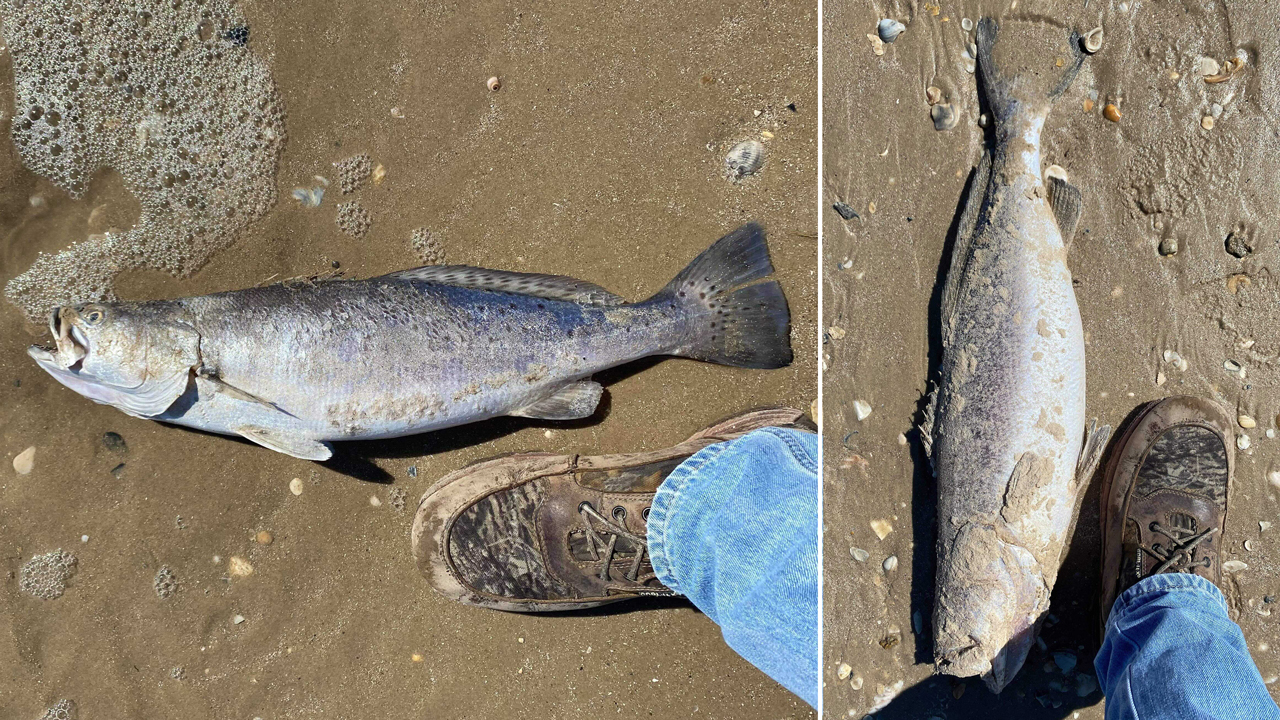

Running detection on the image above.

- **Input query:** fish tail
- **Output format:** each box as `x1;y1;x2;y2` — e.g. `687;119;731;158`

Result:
976;17;1083;125
647;223;792;369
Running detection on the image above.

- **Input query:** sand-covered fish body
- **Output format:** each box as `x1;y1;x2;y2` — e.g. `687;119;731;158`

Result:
922;19;1108;691
29;224;791;460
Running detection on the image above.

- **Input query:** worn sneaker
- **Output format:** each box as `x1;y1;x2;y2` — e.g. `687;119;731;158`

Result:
411;407;814;612
1100;396;1234;628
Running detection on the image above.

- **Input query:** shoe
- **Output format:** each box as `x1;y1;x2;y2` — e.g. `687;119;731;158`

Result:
1100;396;1234;632
410;407;815;611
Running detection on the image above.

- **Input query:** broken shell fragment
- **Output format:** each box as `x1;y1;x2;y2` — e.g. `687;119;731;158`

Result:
854;399;872;421
870;518;893;540
930;102;959;131
878;19;906;43
925;86;943;105
961;17;974;31
851;547;869;562
1197;57;1221;77
1082;26;1103;54
1201;116;1215;130
867;33;886;56
1103;103;1122;122
1083;98;1095;113
1238;434;1252;451
1223;560;1248;573
883;555;899;573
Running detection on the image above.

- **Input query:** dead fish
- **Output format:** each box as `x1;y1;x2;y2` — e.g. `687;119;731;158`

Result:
920;18;1110;692
28;224;791;461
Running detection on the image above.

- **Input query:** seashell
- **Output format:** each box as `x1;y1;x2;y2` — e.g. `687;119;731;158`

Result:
870;518;893;539
1197;57;1220;77
838;663;852;680
1223;559;1248;573
724;140;764;179
961;17;973;32
1225;359;1243;373
1201;116;1215;130
930;102;959;131
1238;434;1252;450
977;113;989;127
851;547;869;562
1158;236;1178;256
389;106;405;119
1082;26;1103;54
1240;414;1257;429
867;33;886;56
1211;103;1223;118
1103;103;1121;122
1044;164;1069;183
487;76;501;91
854;399;872;421
878;19;906;43
882;555;898;573
1262;521;1273;532
925;86;943;105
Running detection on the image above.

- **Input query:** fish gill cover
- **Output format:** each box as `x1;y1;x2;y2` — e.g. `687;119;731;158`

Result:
1;0;286;319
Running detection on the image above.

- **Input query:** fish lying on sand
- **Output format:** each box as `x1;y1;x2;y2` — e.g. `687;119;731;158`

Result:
921;18;1110;691
28;224;791;460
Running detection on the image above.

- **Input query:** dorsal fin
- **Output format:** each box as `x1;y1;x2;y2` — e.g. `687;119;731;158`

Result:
378;265;626;305
939;150;993;343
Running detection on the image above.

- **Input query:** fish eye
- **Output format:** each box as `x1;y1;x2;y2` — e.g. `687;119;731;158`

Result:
82;307;106;325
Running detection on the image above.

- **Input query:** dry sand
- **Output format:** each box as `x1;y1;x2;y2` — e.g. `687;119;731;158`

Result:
825;1;1280;718
0;0;817;717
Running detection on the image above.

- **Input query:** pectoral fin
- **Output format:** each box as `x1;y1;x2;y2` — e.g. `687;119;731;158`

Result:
199;368;294;416
1075;418;1111;482
236;425;333;461
1046;173;1084;247
510;381;603;421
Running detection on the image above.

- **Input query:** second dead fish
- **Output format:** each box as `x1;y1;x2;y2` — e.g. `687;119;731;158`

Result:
921;18;1110;692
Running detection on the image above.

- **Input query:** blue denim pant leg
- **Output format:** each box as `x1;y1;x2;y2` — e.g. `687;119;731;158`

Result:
1096;572;1280;720
646;427;819;708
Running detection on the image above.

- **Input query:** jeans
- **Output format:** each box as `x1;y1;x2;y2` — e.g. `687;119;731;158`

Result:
1096;572;1280;719
646;427;819;708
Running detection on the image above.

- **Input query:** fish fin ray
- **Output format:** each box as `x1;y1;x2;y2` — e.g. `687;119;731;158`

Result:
510;380;603;421
650;223;792;369
380;266;626;305
1047;175;1084;247
1075;418;1111;482
235;425;333;461
939;151;992;343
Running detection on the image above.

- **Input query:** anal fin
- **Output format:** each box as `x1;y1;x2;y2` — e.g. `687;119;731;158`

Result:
1046;174;1084;247
1075;418;1111;482
236;425;333;461
510;380;603;421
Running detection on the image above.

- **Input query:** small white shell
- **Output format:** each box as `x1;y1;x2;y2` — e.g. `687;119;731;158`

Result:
882;555;898;573
854;399;872;421
724;140;764;179
961;17;974;32
1223;559;1248;573
878;19;906;43
1082;26;1103;54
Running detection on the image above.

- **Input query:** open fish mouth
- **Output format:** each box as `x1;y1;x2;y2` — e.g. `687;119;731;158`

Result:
28;306;90;372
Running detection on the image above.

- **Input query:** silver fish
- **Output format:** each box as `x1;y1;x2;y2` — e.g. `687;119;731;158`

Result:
28;224;791;461
922;19;1109;691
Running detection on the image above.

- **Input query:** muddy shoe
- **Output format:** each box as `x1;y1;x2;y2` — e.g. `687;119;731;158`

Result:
411;407;814;611
1100;396;1234;626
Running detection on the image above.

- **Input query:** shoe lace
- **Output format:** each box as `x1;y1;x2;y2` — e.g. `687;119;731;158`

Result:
1143;521;1216;575
577;501;653;583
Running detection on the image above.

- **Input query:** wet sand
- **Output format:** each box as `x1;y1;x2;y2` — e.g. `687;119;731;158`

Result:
0;0;817;717
824;2;1280;717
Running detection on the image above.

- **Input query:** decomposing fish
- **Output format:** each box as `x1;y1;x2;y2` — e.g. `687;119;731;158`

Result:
921;18;1110;691
29;224;791;461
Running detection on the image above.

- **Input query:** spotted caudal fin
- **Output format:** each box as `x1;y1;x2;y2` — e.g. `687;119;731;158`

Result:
975;17;1084;124
649;223;792;369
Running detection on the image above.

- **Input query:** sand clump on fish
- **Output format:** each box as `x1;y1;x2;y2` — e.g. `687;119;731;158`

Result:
28;224;792;461
920;18;1110;692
